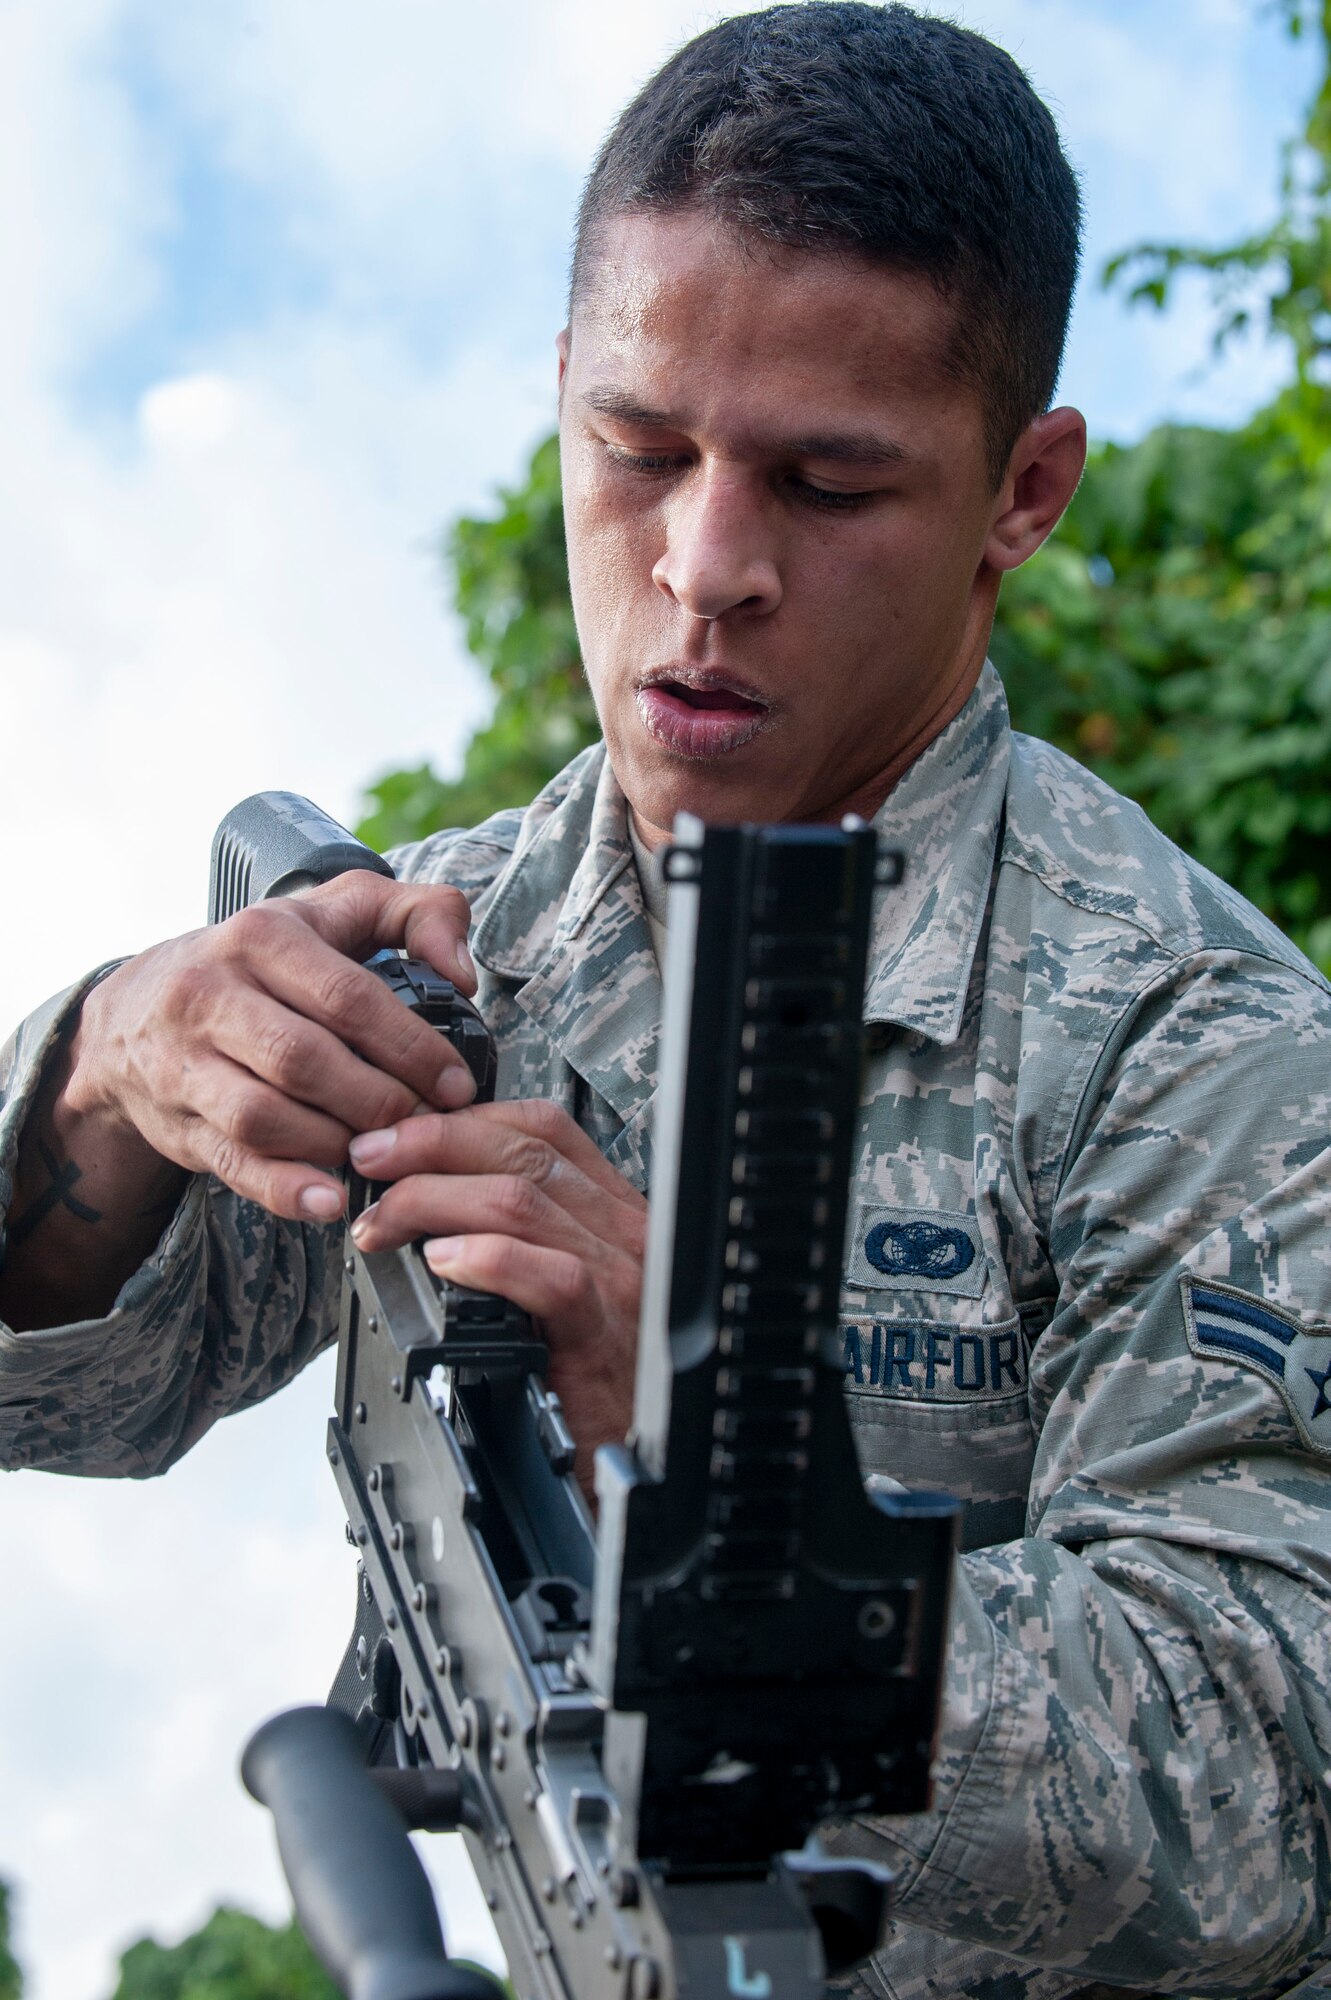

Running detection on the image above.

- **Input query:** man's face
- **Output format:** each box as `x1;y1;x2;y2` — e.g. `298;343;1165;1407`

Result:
558;210;1015;838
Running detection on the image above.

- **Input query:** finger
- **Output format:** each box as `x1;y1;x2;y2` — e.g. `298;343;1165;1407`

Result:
211;1146;348;1224
209;988;455;1135
291;872;477;996
216;906;477;1110
166;1098;349;1225
349;1099;643;1212
350;1171;585;1259
184;1052;356;1172
468;1099;646;1207
418;1232;596;1327
348;1111;568;1186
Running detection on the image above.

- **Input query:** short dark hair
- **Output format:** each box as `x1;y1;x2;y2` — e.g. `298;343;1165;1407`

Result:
570;3;1081;488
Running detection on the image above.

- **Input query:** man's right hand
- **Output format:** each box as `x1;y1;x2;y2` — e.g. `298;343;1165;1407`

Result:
0;871;478;1330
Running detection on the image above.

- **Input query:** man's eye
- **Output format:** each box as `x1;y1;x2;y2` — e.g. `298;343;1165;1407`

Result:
790;478;874;512
604;445;685;475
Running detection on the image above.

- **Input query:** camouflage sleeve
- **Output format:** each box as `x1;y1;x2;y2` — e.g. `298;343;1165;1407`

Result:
0;814;524;1478
836;950;1331;1995
0;968;341;1477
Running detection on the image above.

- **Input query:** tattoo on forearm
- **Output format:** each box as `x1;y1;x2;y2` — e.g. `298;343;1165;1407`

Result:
8;1136;103;1245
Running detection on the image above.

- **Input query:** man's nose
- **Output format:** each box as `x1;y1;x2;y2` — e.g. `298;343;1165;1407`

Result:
652;468;782;621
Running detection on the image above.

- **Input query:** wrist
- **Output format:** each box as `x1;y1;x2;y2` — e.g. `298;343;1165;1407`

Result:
59;964;140;1138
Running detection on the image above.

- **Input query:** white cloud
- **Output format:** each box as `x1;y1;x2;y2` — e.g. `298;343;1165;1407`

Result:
0;311;567;1029
139;372;244;449
140;0;724;207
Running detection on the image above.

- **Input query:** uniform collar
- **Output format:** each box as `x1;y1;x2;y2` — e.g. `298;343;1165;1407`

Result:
471;660;1011;1106
472;747;662;1132
864;661;1009;1044
473;744;624;981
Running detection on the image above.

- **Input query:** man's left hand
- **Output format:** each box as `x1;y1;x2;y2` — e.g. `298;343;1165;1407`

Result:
346;1101;647;1495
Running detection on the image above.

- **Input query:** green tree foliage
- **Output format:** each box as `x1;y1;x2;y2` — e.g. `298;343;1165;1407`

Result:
999;0;1331;967
106;1907;508;2000
0;1882;22;2000
356;435;598;850
357;7;1331;973
108;1907;341;2000
991;412;1331;966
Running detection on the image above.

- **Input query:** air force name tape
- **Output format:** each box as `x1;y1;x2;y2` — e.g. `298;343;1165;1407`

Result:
1182;1274;1331;1454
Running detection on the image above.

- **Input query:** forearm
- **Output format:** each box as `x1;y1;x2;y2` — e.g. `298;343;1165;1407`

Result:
0;995;188;1331
0;1155;337;1480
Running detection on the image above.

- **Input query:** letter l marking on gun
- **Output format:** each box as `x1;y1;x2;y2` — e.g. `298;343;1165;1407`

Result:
724;1936;773;1998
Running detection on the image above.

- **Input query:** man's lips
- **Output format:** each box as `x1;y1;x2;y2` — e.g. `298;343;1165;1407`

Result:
634;672;772;760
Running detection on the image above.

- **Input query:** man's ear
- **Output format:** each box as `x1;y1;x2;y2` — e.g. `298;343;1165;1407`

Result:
556;327;570;396
984;406;1087;573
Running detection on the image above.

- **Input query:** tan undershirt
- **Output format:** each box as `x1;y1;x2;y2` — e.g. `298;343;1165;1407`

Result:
627;811;669;968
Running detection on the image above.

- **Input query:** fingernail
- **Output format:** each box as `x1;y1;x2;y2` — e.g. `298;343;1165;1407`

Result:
457;940;476;987
436;1063;477;1110
423;1235;464;1272
299;1184;343;1221
350;1201;379;1242
349;1127;396;1169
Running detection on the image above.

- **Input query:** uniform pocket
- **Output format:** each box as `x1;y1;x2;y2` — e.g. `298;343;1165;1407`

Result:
840;1308;1035;1551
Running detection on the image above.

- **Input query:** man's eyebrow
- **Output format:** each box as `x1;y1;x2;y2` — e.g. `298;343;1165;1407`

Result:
783;430;911;466
783;428;907;462
579;388;912;465
580;388;684;431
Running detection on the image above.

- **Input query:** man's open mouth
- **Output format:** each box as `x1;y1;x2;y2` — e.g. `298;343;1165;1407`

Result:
635;673;773;760
653;679;766;713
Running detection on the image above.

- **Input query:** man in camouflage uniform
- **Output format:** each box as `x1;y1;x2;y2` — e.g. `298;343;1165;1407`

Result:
1;7;1328;1998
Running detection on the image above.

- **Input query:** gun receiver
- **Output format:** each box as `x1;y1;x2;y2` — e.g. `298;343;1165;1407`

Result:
221;794;960;2000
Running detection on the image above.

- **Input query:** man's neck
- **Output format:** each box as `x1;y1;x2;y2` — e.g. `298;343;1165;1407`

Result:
831;657;984;825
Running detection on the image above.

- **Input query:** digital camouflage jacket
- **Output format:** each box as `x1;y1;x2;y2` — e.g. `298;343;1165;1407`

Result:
2;665;1330;2000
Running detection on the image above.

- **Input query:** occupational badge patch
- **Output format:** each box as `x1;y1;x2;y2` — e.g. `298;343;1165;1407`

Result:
846;1204;986;1296
1181;1274;1331;1455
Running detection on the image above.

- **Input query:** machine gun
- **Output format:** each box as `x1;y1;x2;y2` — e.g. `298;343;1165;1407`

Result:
213;791;961;2000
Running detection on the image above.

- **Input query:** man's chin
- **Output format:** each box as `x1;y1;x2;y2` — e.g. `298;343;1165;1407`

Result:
612;735;807;834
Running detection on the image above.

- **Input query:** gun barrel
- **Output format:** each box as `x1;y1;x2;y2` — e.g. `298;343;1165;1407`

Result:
241;1706;501;2000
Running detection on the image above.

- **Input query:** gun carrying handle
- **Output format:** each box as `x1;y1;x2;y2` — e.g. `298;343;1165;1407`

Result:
241;1707;502;2000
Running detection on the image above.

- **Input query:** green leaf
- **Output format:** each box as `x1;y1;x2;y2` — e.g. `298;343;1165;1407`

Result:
0;1883;21;2000
356;434;600;848
107;1907;341;2000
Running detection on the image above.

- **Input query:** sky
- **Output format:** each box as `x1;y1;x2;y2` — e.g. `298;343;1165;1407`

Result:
0;2;1319;1996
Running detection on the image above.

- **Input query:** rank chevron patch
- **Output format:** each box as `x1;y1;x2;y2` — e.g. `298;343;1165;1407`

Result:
1181;1275;1331;1455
